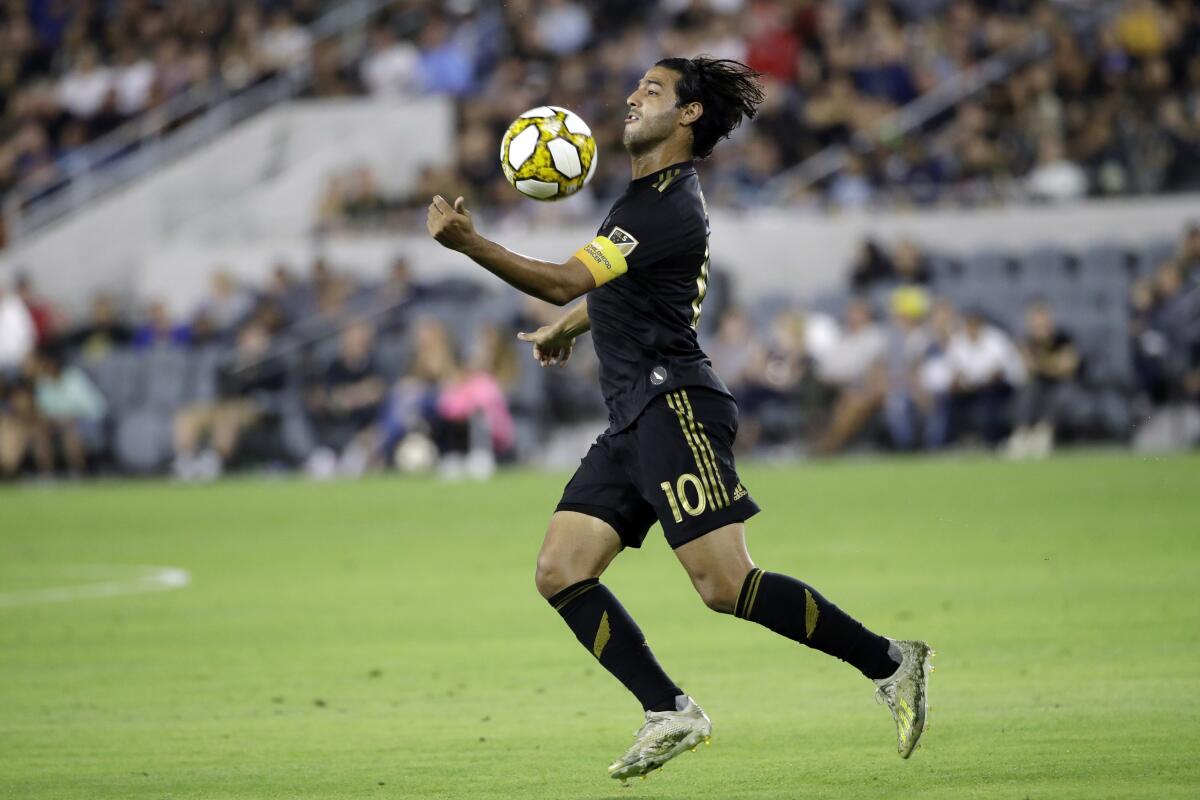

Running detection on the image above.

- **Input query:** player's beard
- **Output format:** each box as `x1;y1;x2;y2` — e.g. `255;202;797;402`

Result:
623;109;676;156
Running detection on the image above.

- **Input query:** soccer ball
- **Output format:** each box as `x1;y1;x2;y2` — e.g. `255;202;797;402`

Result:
500;106;598;201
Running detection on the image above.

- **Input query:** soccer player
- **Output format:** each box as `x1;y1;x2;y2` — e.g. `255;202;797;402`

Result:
426;57;932;783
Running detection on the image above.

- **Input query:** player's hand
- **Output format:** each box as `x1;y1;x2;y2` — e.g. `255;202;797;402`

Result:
518;325;575;368
426;195;476;251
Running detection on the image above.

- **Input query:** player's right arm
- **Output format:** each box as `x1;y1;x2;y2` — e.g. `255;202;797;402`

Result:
426;195;597;306
518;301;590;368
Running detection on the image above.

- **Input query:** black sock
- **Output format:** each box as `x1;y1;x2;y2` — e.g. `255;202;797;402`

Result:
548;578;682;712
735;568;899;680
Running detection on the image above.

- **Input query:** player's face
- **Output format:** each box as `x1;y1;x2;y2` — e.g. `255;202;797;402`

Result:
623;67;683;153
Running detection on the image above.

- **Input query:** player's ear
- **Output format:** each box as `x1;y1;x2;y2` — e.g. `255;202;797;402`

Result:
679;101;703;128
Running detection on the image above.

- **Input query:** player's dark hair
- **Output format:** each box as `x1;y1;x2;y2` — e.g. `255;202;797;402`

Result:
655;56;765;159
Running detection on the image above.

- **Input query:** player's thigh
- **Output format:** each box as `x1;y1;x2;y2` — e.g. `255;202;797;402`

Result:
673;522;756;613
534;511;624;598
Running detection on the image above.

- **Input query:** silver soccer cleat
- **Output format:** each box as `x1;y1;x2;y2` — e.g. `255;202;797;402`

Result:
874;639;934;758
608;696;712;783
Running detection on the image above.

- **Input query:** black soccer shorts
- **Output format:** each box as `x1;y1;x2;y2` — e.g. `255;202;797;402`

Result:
556;387;761;549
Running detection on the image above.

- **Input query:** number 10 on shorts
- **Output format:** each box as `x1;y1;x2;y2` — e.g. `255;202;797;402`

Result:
660;473;707;523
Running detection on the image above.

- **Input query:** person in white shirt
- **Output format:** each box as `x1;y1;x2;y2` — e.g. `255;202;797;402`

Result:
360;24;420;97
814;297;888;453
0;285;36;374
947;308;1026;445
259;9;313;73
111;46;156;116
57;46;113;119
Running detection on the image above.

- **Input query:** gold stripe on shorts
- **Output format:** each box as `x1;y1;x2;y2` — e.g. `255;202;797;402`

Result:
678;390;730;508
666;392;715;509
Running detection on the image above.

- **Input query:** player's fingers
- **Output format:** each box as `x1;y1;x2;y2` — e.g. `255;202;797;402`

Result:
516;331;533;341
431;195;451;214
453;196;467;214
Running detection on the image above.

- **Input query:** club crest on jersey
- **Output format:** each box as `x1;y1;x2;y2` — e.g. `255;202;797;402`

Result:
608;227;639;258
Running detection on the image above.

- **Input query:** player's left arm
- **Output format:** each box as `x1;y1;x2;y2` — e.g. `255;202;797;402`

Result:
426;195;596;306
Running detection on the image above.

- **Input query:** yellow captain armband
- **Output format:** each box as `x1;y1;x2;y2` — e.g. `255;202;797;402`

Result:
574;235;629;287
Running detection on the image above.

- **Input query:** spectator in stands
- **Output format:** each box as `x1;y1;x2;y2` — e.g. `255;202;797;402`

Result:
1006;300;1087;458
29;346;107;476
947;307;1026;446
814;297;887;454
849;239;895;291
172;319;285;481
893;239;932;286
0;283;37;374
416;14;475;97
707;306;766;403
380;316;459;470
1026;134;1088;202
1179;222;1200;278
134;301;192;350
15;273;58;344
340;165;388;228
849;238;932;290
880;287;944;451
259;8;312;74
57;45;111;120
1131;260;1196;406
435;323;519;476
303;320;385;478
376;256;429;332
198;270;255;336
64;294;134;361
0;376;52;479
262;262;306;324
359;22;420;97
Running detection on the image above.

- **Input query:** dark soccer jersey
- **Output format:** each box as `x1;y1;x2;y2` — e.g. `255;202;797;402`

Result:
581;161;730;432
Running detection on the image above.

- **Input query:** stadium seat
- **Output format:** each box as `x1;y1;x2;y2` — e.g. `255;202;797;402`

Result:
84;349;147;413
144;347;194;412
114;408;173;473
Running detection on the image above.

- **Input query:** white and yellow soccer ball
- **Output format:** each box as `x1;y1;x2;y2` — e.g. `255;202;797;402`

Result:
500;105;597;201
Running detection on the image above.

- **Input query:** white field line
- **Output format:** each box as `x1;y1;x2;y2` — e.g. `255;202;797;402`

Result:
0;565;191;608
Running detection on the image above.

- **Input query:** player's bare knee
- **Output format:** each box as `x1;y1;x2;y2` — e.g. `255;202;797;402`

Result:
694;576;739;614
534;555;571;599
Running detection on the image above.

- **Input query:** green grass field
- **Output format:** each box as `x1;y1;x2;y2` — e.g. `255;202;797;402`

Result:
2;453;1198;799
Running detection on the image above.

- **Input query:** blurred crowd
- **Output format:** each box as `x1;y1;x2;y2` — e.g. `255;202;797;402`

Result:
0;0;334;215
0;255;562;480
5;0;1200;234
316;0;1200;228
2;221;1198;480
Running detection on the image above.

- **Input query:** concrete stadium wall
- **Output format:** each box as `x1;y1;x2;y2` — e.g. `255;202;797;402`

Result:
140;193;1199;314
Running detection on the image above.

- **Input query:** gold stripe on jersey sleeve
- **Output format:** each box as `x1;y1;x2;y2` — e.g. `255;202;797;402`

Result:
573;235;628;287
